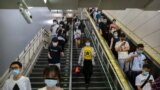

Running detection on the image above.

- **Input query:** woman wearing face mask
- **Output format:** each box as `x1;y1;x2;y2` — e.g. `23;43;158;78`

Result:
74;26;82;48
38;65;63;90
48;37;64;69
78;40;96;87
2;61;31;90
135;64;154;90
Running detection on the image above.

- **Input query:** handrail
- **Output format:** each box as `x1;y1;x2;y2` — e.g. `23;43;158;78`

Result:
69;23;73;90
102;11;160;65
0;28;50;88
85;9;131;90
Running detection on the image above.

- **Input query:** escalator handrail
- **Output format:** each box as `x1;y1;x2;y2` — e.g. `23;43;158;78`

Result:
102;11;160;66
69;23;73;90
85;9;132;90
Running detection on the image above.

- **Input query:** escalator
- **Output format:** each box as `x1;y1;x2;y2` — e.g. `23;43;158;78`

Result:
29;41;71;90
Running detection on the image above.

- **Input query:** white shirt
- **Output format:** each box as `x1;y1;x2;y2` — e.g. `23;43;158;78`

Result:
115;41;130;59
74;29;81;39
51;24;59;36
78;46;96;66
129;52;146;71
2;76;31;90
136;74;154;90
38;86;63;90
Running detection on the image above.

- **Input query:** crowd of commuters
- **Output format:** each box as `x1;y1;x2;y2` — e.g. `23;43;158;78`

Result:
2;9;160;90
88;7;160;90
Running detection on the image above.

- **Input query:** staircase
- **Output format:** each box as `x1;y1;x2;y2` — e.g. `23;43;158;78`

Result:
29;42;71;90
71;45;112;90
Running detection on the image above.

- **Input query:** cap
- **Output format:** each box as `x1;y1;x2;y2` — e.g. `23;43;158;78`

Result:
52;37;58;42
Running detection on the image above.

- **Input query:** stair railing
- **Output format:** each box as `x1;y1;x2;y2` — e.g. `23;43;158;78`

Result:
0;27;50;88
69;23;73;90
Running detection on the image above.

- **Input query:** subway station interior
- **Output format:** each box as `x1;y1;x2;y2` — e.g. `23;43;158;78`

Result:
0;0;160;90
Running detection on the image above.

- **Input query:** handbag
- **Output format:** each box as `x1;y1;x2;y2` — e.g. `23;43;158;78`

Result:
74;66;81;74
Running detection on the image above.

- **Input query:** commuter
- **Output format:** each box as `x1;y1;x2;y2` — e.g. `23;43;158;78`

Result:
99;17;109;41
38;65;63;90
57;28;66;51
136;64;154;90
48;37;64;69
50;20;59;38
95;10;101;23
74;26;82;48
115;33;130;71
78;40;96;86
151;76;160;90
109;19;119;32
109;30;120;59
2;61;31;90
63;20;70;43
126;44;146;89
79;20;85;33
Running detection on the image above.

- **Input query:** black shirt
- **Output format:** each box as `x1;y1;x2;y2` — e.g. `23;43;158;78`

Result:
48;45;63;64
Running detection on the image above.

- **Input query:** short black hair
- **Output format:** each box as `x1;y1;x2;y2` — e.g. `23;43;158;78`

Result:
43;65;60;79
120;33;125;38
10;61;22;68
142;64;150;69
137;43;144;48
112;19;116;22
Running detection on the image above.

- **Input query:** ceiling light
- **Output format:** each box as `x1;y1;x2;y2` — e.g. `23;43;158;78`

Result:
53;13;63;17
44;0;47;4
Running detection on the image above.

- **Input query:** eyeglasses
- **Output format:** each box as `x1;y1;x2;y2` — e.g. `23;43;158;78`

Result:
10;67;19;70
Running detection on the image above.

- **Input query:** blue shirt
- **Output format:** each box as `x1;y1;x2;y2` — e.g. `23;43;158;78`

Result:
129;52;146;71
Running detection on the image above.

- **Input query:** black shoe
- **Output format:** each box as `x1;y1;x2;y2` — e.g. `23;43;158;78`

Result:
85;83;89;88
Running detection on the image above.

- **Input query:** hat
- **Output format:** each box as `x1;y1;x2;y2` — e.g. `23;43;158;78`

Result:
52;37;58;42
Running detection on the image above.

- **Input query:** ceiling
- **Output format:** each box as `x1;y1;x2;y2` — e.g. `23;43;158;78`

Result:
0;0;160;10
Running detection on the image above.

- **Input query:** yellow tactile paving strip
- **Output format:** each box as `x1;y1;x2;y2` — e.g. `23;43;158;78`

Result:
102;10;160;65
85;9;131;90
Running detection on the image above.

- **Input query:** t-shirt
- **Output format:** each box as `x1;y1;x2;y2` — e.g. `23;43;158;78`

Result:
115;41;130;59
2;76;31;90
129;52;146;71
51;24;59;36
136;74;154;90
74;29;81;39
48;45;63;64
38;86;63;90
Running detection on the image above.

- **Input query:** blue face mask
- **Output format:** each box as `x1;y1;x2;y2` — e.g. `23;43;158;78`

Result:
137;50;143;54
143;71;149;76
11;69;20;76
45;79;58;87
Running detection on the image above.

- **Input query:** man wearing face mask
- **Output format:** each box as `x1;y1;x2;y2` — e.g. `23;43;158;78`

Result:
2;61;31;90
136;64;154;90
50;20;59;39
78;40;96;86
48;37;64;69
126;44;146;89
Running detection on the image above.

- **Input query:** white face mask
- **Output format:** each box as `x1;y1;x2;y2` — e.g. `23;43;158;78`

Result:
85;42;90;46
113;32;118;38
45;79;58;87
52;42;58;47
53;22;56;25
